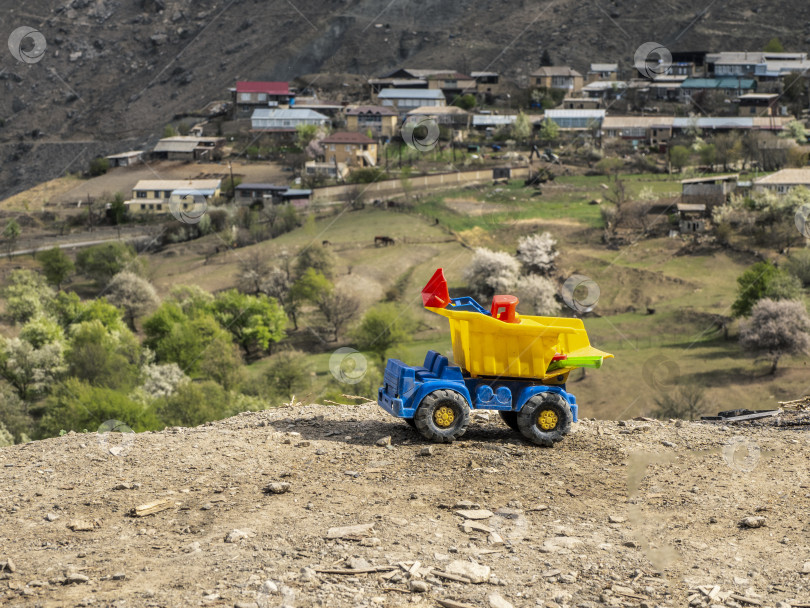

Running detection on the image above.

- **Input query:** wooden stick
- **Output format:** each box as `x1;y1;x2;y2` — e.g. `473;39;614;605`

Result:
433;571;472;584
315;566;396;575
436;600;477;608
130;498;174;517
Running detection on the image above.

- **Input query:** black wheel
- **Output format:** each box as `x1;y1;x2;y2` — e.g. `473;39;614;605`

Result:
499;411;521;433
517;393;573;446
413;389;470;443
404;418;416;428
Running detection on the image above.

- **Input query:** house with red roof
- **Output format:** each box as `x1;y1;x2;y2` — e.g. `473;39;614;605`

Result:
231;81;294;118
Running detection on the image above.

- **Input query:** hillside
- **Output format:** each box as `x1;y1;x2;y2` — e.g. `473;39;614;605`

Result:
1;403;809;607
3;0;810;196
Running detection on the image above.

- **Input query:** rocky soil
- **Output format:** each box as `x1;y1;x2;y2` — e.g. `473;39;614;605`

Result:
1;403;809;608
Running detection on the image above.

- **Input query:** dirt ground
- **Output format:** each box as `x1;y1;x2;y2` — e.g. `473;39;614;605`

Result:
1;404;809;608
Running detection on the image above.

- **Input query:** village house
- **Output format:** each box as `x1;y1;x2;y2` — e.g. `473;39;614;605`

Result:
377;88;446;115
406;106;470;129
471;114;517;131
680;77;757;101
562;97;603;109
423;71;477;102
151;136;224;162
676;202;710;234
470;71;501;96
670;115;791;135
586;63;618;83
345;106;399;137
280;189;312;209
542;109;605;130
105;150;143;167
234;183;288;206
250;108;330;132
305;161;349;180
231;81;294;118
530;67;584;93
293;98;344;117
125;179;222;215
706;52;810;81
601;116;674;147
736;93;779;116
321;132;378;167
753;168;810;193
681;174;738;209
580;80;627;101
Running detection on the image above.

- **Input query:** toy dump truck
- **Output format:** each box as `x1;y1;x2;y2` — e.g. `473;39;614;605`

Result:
377;269;613;446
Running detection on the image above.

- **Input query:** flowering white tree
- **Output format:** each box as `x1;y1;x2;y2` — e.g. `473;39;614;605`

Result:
516;233;558;275
0;337;65;403
739;299;810;374
106;271;160;329
139;363;190;400
517;274;558;315
464;248;521;300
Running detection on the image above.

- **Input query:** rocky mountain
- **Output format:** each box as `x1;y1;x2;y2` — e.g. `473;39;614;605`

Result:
2;0;810;197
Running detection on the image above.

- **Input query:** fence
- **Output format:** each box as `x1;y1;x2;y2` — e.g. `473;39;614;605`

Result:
311;166;531;203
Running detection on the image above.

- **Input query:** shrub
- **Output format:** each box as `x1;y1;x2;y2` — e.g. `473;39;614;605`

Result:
463;248;521;301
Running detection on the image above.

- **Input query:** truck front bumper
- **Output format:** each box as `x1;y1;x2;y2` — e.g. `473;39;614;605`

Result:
378;387;407;418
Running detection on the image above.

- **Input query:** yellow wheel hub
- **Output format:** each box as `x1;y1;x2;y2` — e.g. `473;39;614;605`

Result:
537;409;558;431
434;405;456;428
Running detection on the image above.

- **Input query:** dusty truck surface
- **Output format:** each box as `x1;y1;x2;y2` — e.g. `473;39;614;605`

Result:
378;268;613;446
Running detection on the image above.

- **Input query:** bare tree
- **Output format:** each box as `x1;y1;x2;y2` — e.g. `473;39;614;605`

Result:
105;271;159;330
653;385;707;420
516;233;558;275
316;288;361;341
739;299;810;374
238;250;269;294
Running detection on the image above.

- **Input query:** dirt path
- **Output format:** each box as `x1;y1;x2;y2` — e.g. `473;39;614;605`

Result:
0;404;808;608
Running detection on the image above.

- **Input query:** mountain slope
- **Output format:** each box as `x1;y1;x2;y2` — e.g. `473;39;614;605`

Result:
2;0;810;197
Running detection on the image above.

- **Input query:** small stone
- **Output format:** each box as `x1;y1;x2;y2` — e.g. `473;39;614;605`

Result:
234;603;259;608
409;580;429;593
347;557;371;570
488;592;514;608
446;560;491;583
419;446;434;456
112;573;126;580
45;513;59;522
623;540;639;548
68;520;96;532
360;537;381;547
455;509;494;520
295;441;310;447
201;503;213;510
453;500;480;509
299;567;316;583
65;573;90;584
493;507;522;519
261;580;278;594
3;558;16;573
224;529;249;543
661;441;676;447
376;436;392;446
740;516;765;528
609;515;626;524
184;541;201;553
264;483;291;495
801;561;810;574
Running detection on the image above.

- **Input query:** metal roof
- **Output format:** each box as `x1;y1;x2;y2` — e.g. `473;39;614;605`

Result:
544;109;606;118
589;63;618;72
753;168;810;185
133;179;222;191
345;105;398;116
172;188;217;197
682;78;756;89
236;81;289;95
471;114;517;126
250;108;330;120
106;150;143;159
281;189;312;197
672;117;754;129
153;140;199;153
377;88;445;99
680;174;739;184
236;183;287;191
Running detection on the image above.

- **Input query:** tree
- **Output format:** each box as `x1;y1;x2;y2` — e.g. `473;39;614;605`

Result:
511;112;532;142
105;271;159;329
3;219;20;255
669;145;690;173
50;292;126;333
538;118;559;145
2;269;55;324
595;157;624;180
209;290;287;356
739;299;810;374
20;315;65;348
731;261;800;317
315;287;361;342
713;133;743;171
39;378;163;438
163;125;177;138
516;233;558;275
352;303;415;362
67;320;143;390
453;94;476;110
464;248;522;301
294;243;334;279
88;156;110;177
75;242;137;285
238;250;270;295
780;119;808;144
109;192;127;225
264;350;311;397
200;341;244;392
540;49;553;66
0;384;33;443
154;380;229;428
138;363;189;400
295;124;320;149
763;37;784;52
290;268;332;304
698;142;717;169
38;247;74;289
0;337;65;402
786;249;810;286
516;275;558;315
653;385;707;420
